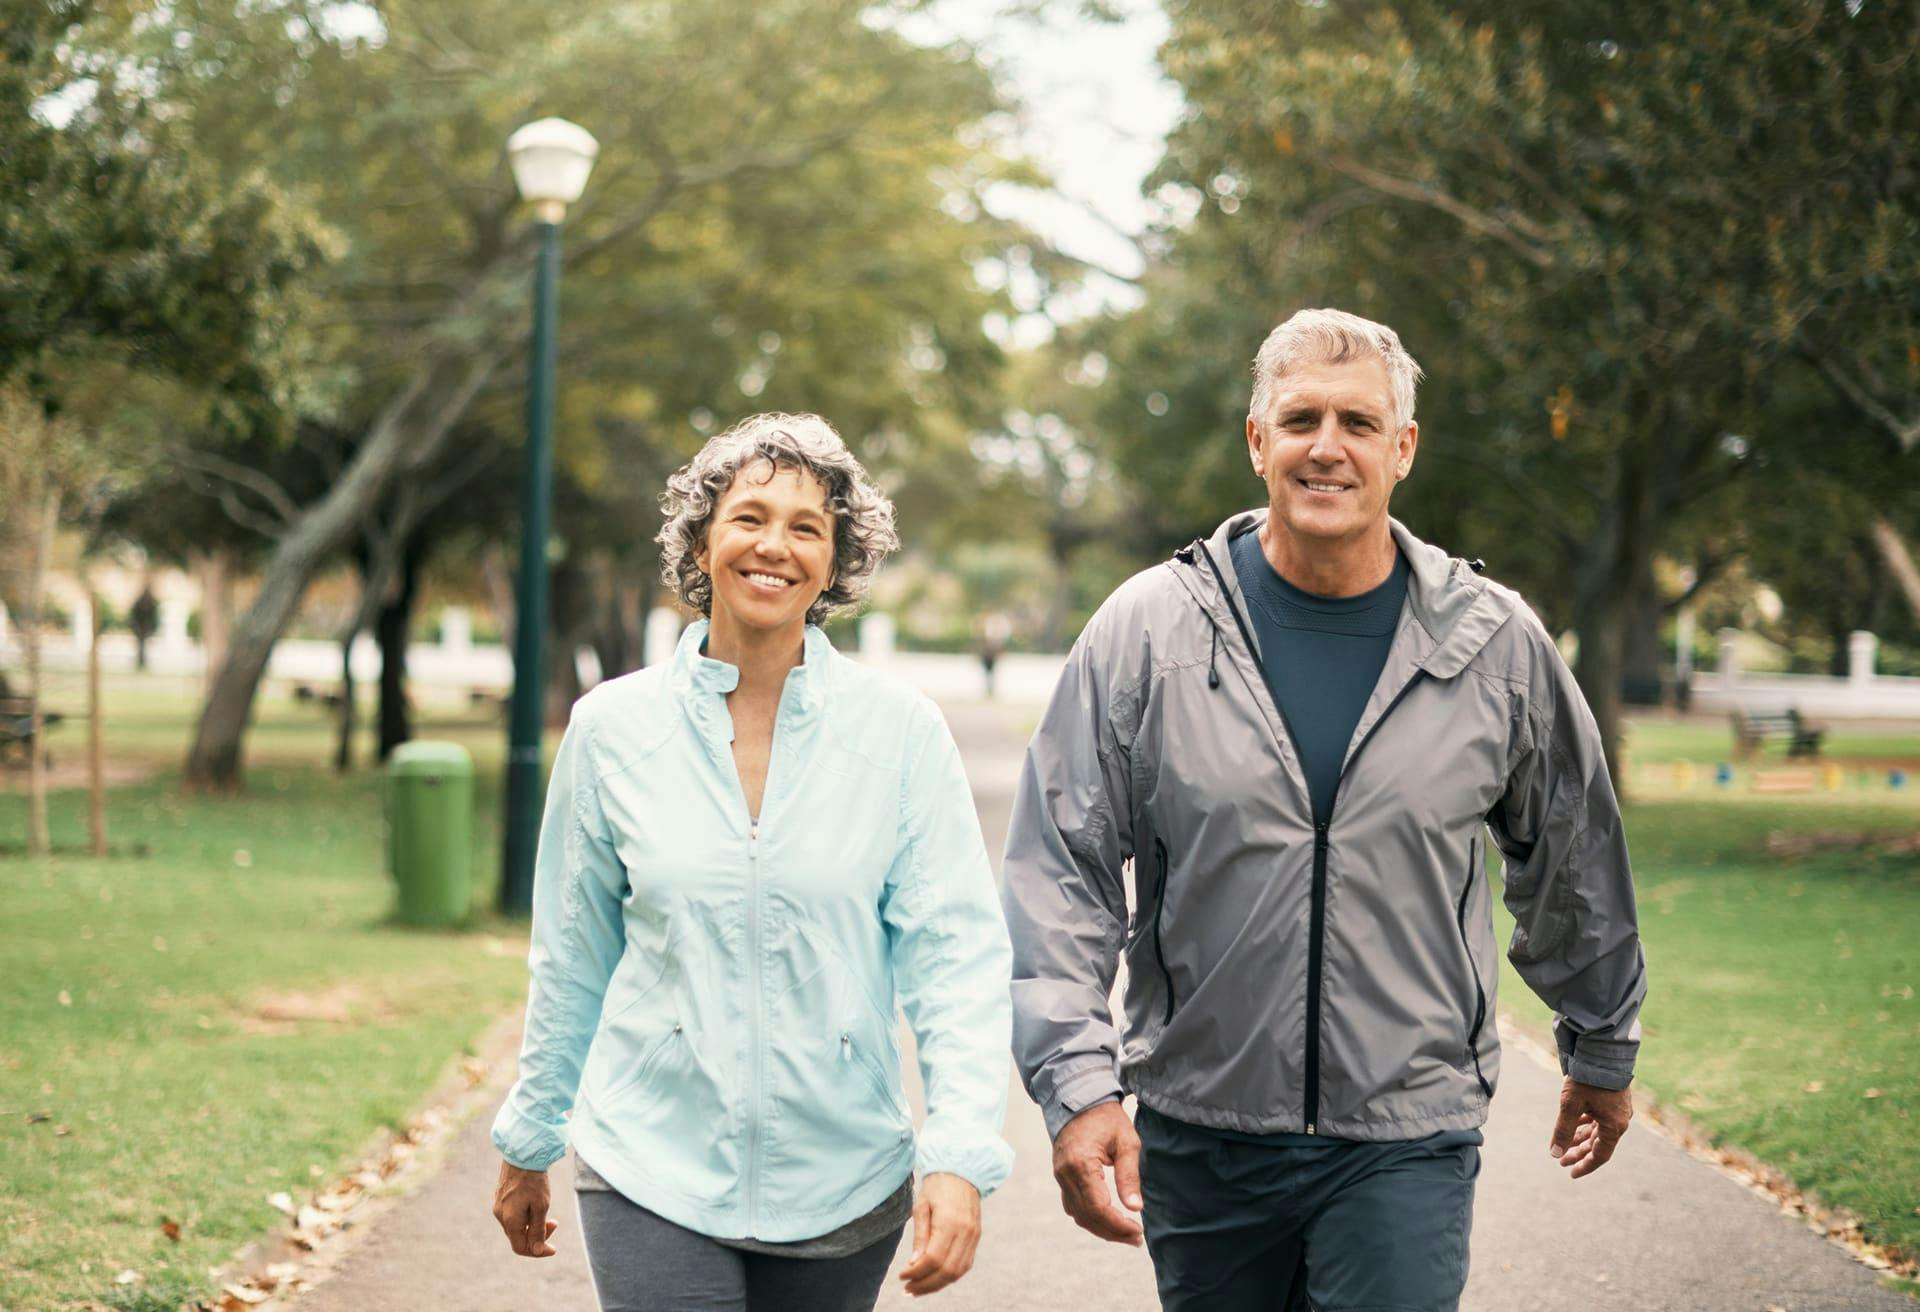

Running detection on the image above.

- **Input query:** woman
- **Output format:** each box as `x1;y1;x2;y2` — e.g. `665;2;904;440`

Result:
489;412;1014;1310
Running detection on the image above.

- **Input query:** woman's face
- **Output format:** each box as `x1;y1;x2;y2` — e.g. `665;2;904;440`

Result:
697;460;836;640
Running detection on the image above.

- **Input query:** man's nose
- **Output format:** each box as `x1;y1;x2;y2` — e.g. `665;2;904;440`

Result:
1307;417;1344;462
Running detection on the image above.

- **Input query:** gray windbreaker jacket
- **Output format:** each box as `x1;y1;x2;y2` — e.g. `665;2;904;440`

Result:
1003;511;1647;1140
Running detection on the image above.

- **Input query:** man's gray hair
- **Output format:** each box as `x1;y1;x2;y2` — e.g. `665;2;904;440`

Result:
657;412;900;627
1249;308;1424;433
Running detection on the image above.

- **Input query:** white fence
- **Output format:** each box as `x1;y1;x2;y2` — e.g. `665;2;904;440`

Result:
1685;629;1920;719
0;605;1071;708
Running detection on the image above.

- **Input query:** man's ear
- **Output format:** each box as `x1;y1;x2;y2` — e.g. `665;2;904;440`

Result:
1395;419;1420;480
1246;414;1265;477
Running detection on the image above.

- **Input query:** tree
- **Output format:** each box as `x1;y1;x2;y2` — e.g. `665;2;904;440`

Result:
114;0;1035;789
1091;0;1920;777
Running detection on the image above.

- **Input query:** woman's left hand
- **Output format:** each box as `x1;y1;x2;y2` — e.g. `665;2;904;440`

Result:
898;1171;981;1297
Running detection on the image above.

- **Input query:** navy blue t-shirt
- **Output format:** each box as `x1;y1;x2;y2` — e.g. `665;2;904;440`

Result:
1228;529;1410;830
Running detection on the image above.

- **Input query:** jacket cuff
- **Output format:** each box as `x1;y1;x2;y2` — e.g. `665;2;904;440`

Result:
490;1100;568;1171
917;1133;1015;1199
1042;1066;1124;1140
1558;1031;1637;1091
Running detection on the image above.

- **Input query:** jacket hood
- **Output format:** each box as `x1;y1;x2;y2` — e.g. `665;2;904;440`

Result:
1175;510;1515;680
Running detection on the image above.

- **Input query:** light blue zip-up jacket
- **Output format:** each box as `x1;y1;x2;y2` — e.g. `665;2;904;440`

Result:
491;621;1014;1242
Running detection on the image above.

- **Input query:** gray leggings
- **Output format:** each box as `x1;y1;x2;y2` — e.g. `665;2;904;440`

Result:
575;1189;903;1312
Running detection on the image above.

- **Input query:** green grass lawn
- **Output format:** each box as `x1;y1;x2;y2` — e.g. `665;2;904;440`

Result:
1493;795;1920;1268
0;681;528;1310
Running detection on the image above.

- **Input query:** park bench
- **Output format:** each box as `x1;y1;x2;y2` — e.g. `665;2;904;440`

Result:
292;682;347;710
1729;705;1825;760
0;687;63;768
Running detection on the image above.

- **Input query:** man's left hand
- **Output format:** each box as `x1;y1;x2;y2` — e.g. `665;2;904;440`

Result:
1550;1077;1633;1179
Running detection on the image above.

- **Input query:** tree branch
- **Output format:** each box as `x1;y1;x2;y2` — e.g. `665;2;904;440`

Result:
1804;345;1920;453
175;449;302;526
1320;153;1558;270
1871;514;1920;621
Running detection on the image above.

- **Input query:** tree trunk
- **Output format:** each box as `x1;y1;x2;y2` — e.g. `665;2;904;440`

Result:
197;550;233;696
86;587;106;857
376;539;420;761
185;339;511;791
1620;552;1665;707
333;626;357;773
25;483;57;855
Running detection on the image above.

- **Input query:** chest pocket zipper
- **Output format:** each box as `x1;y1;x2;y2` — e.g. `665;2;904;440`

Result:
1455;837;1493;1099
1152;838;1176;1023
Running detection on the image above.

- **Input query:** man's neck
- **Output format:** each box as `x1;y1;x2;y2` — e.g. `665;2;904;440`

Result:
1259;518;1397;598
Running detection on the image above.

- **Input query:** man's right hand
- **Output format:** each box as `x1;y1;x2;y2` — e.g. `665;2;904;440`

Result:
492;1160;559;1258
1051;1101;1144;1246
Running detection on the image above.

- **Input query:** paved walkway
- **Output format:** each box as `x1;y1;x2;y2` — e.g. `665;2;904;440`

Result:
288;701;1906;1311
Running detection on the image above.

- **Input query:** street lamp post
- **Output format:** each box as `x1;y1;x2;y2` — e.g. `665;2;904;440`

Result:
501;118;599;917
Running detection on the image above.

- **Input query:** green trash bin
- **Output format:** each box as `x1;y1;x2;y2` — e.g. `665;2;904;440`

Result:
387;741;475;927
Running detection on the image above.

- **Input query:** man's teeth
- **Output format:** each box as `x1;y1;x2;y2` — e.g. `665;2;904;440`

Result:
746;572;793;588
1303;481;1348;492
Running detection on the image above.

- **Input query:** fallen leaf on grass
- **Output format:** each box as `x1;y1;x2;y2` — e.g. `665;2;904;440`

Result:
1864;1088;1884;1099
460;1057;488;1087
220;1283;270;1305
265;1191;295;1216
57;990;71;1007
53;1123;69;1136
1803;1080;1824;1094
26;1111;51;1125
160;1218;181;1242
313;1189;359;1214
114;1269;140;1285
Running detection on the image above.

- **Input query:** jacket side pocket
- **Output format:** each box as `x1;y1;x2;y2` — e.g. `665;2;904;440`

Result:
1151;838;1176;1024
1454;834;1493;1099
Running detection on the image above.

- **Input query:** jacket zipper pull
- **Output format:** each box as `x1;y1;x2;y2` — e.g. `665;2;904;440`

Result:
840;1032;852;1061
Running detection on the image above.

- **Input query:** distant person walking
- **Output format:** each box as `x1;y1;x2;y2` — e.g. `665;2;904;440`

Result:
1001;309;1647;1311
490;413;1014;1310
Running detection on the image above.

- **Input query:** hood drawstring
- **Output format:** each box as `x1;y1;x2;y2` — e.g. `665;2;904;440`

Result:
1207;625;1221;689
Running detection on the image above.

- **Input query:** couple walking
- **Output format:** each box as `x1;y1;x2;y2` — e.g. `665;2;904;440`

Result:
488;308;1648;1311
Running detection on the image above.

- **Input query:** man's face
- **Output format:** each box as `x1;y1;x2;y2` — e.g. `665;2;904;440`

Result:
1246;356;1418;546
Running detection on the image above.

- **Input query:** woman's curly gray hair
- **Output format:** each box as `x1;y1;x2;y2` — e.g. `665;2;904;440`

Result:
657;412;900;626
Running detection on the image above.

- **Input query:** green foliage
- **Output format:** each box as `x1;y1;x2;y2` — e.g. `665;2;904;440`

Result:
1081;1;1920;771
0;2;333;425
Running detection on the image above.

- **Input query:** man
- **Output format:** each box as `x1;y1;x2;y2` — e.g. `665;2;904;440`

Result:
1001;308;1647;1311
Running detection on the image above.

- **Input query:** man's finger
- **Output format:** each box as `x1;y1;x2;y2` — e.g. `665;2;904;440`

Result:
1569;1120;1626;1179
1548;1097;1583;1158
1111;1134;1144;1212
1062;1163;1144;1244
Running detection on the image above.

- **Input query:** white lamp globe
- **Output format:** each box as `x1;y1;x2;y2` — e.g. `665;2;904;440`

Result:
507;118;599;221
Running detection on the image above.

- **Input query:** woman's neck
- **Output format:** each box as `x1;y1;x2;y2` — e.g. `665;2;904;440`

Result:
705;611;807;703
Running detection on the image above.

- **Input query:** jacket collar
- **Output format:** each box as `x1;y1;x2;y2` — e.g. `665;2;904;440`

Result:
669;619;833;742
1183;509;1513;680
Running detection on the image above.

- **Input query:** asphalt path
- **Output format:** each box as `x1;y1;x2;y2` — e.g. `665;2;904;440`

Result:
289;700;1905;1312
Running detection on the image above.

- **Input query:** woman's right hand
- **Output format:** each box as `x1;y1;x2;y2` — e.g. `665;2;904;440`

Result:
492;1160;559;1258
